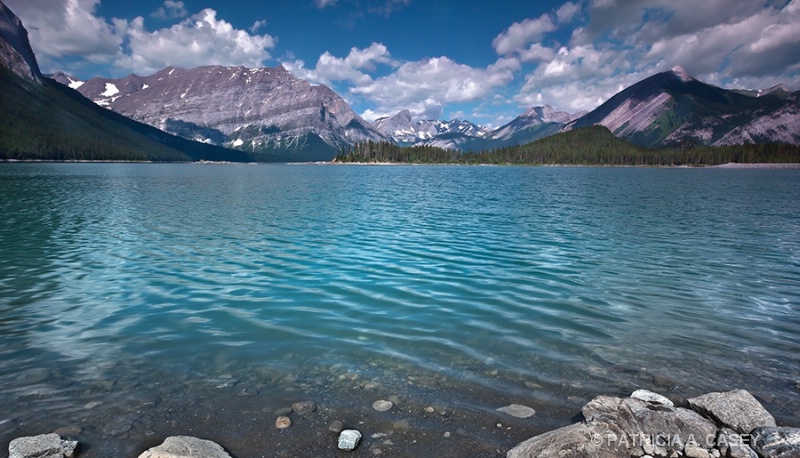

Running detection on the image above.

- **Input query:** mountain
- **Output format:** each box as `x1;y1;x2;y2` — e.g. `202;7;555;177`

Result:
567;66;800;147
65;65;389;161
489;105;586;147
374;105;585;151
0;0;252;162
373;109;490;150
0;0;40;82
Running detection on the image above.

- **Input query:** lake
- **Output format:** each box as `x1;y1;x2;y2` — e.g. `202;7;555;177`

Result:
1;163;798;457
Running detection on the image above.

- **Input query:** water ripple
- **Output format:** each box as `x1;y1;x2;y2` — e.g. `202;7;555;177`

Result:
1;164;799;449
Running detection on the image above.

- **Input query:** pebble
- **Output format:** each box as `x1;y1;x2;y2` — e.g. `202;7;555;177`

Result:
238;387;258;396
372;399;393;412
84;401;103;410
424;407;435;414
275;416;292;429
291;401;316;416
53;426;82;436
392;419;410;431
496;404;536;418
443;431;451;438
274;407;293;416
328;420;344;433
338;429;362;451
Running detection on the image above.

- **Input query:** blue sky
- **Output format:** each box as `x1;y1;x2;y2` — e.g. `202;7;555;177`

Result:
5;0;800;127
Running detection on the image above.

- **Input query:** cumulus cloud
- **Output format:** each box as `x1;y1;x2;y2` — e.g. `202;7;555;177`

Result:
152;0;188;20
5;0;123;64
556;2;581;23
5;0;276;76
116;9;276;74
280;42;397;87
493;14;557;55
510;0;800;114
352;56;519;120
642;0;800;78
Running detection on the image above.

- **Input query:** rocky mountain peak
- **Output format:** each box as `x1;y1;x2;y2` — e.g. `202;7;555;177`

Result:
0;0;42;82
66;63;388;161
670;65;693;82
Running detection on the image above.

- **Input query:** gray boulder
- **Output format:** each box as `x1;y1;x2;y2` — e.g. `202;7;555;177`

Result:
750;426;800;458
137;436;231;458
716;428;758;458
9;433;78;458
630;389;674;408
508;392;717;458
507;422;612;458
688;390;776;434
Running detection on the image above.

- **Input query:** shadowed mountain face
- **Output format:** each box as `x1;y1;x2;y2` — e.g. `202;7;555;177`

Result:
0;0;40;82
568;66;800;147
65;65;389;161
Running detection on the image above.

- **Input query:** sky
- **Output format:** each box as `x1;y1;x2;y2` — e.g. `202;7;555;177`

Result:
5;0;800;128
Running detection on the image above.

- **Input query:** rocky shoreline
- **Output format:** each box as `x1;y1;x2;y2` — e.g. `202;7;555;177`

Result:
8;388;799;458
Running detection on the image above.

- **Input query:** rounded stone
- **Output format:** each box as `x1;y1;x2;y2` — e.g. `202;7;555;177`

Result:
372;399;393;412
338;429;362;451
292;401;316;416
496;403;536;418
275;416;292;429
328;420;344;433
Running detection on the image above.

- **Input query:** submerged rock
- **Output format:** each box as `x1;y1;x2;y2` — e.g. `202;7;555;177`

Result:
9;433;78;458
137;436;231;458
328;420;344;433
372;399;393;412
338;429;362;451
275;416;292;429
688;389;776;434
291;401;316;416
497;404;536;418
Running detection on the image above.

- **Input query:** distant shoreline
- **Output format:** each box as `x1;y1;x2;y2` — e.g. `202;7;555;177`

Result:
711;162;800;169
3;160;800;168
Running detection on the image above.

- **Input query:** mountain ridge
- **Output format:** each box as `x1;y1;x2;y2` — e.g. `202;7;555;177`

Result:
566;67;800;147
64;64;389;161
0;0;257;162
373;104;585;151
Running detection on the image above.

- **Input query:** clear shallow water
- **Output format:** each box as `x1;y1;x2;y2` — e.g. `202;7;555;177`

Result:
1;163;799;457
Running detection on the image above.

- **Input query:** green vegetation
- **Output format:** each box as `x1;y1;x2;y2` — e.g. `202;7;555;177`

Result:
335;125;800;166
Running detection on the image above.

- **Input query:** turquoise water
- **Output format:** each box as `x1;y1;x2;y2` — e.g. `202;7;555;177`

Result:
1;163;799;457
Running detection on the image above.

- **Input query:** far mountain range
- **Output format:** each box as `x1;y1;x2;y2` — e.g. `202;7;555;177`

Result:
1;0;799;162
55;63;800;159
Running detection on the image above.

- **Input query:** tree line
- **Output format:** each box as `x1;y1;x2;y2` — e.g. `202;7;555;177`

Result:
335;126;800;166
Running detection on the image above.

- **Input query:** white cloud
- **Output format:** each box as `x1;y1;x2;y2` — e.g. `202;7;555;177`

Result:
315;0;337;8
644;1;800;78
116;9;276;75
280;42;397;87
5;0;277;76
519;43;555;63
152;0;188;20
493;14;556;55
556;2;581;23
351;55;518;119
250;19;267;33
5;0;123;64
